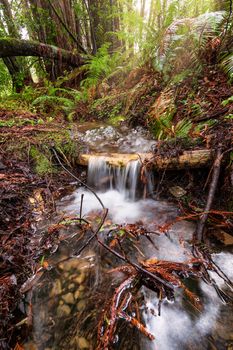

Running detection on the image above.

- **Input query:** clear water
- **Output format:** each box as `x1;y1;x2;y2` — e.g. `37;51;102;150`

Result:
73;124;156;153
26;156;233;350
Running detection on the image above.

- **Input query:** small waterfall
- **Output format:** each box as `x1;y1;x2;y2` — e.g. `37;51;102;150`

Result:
87;156;153;200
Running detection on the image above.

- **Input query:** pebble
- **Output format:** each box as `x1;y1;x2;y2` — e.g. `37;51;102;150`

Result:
59;258;80;271
74;289;81;300
77;337;90;349
50;279;62;297
62;292;75;304
169;185;187;198
77;300;86;311
68;283;75;290
75;272;86;284
57;304;71;316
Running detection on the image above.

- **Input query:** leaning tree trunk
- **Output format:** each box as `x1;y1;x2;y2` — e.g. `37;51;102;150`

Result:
0;0;32;91
0;38;84;66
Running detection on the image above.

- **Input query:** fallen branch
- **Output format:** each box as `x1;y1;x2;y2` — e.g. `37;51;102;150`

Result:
196;147;223;241
78;149;213;169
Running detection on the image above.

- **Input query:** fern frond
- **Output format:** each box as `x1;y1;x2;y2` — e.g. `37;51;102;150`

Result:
221;53;233;78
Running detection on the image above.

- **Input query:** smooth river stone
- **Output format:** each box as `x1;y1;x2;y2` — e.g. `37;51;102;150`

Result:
57;304;71;316
62;292;75;304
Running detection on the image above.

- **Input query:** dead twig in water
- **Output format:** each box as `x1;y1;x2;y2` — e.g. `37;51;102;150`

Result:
52;147;105;210
196;147;223;242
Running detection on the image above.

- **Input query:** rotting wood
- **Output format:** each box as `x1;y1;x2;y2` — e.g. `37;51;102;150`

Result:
78;149;213;169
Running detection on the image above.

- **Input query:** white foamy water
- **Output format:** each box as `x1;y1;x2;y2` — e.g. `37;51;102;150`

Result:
143;251;233;350
59;156;233;350
77;125;156;153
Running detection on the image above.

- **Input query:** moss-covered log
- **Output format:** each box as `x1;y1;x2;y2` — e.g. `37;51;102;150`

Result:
78;149;213;168
0;38;84;66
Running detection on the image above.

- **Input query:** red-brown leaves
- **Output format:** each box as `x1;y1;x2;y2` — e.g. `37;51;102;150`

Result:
97;257;205;349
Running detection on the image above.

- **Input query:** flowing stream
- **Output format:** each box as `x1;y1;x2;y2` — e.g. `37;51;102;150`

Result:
25;126;233;350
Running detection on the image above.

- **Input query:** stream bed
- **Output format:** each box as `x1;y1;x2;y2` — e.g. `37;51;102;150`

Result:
24;125;233;350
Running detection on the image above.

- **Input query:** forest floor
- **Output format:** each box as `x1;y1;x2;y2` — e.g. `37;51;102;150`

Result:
0;64;233;348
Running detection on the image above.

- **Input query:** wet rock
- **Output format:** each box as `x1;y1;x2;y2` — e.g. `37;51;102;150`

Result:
62;292;75;304
59;258;80;271
77;300;86;311
222;231;233;246
75;272;86;284
76;336;90;349
69;283;75;290
169;186;187;198
57;304;71;317
50;279;62;296
24;342;38;350
74;288;83;300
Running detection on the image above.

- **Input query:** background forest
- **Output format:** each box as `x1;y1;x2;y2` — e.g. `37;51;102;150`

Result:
0;0;231;93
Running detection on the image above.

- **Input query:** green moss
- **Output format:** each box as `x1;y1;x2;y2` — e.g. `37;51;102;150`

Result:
30;146;54;175
108;115;125;126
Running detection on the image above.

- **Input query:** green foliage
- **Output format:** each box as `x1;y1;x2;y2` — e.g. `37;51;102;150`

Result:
29;146;54;175
151;112;173;140
108;114;125;126
81;43;120;90
221;95;233;106
0;59;12;96
0;117;39;127
155;11;224;81
194;119;217;132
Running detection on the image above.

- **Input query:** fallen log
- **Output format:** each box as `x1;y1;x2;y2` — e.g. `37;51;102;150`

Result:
0;38;84;66
78;149;213;169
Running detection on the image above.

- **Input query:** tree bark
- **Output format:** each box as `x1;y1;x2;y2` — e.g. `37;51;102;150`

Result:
0;0;33;91
0;38;84;66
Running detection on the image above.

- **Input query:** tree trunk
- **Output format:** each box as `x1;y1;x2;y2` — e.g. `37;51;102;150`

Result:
0;0;33;91
0;38;84;66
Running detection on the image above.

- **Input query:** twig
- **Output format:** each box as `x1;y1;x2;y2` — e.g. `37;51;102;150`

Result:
52;147;105;209
80;193;84;224
196;147;223;242
97;238;174;290
50;209;108;268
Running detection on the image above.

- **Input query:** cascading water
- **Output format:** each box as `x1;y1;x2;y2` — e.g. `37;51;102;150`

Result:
63;156;233;350
87;156;145;200
27;153;233;350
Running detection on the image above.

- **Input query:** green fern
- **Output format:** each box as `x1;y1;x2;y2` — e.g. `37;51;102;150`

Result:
175;119;192;138
221;53;233;79
81;43;120;89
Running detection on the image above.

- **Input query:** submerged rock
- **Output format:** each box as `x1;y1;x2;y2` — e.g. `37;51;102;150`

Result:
57;304;71;317
77;300;86;311
76;337;90;349
62;292;75;304
169;185;187;198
